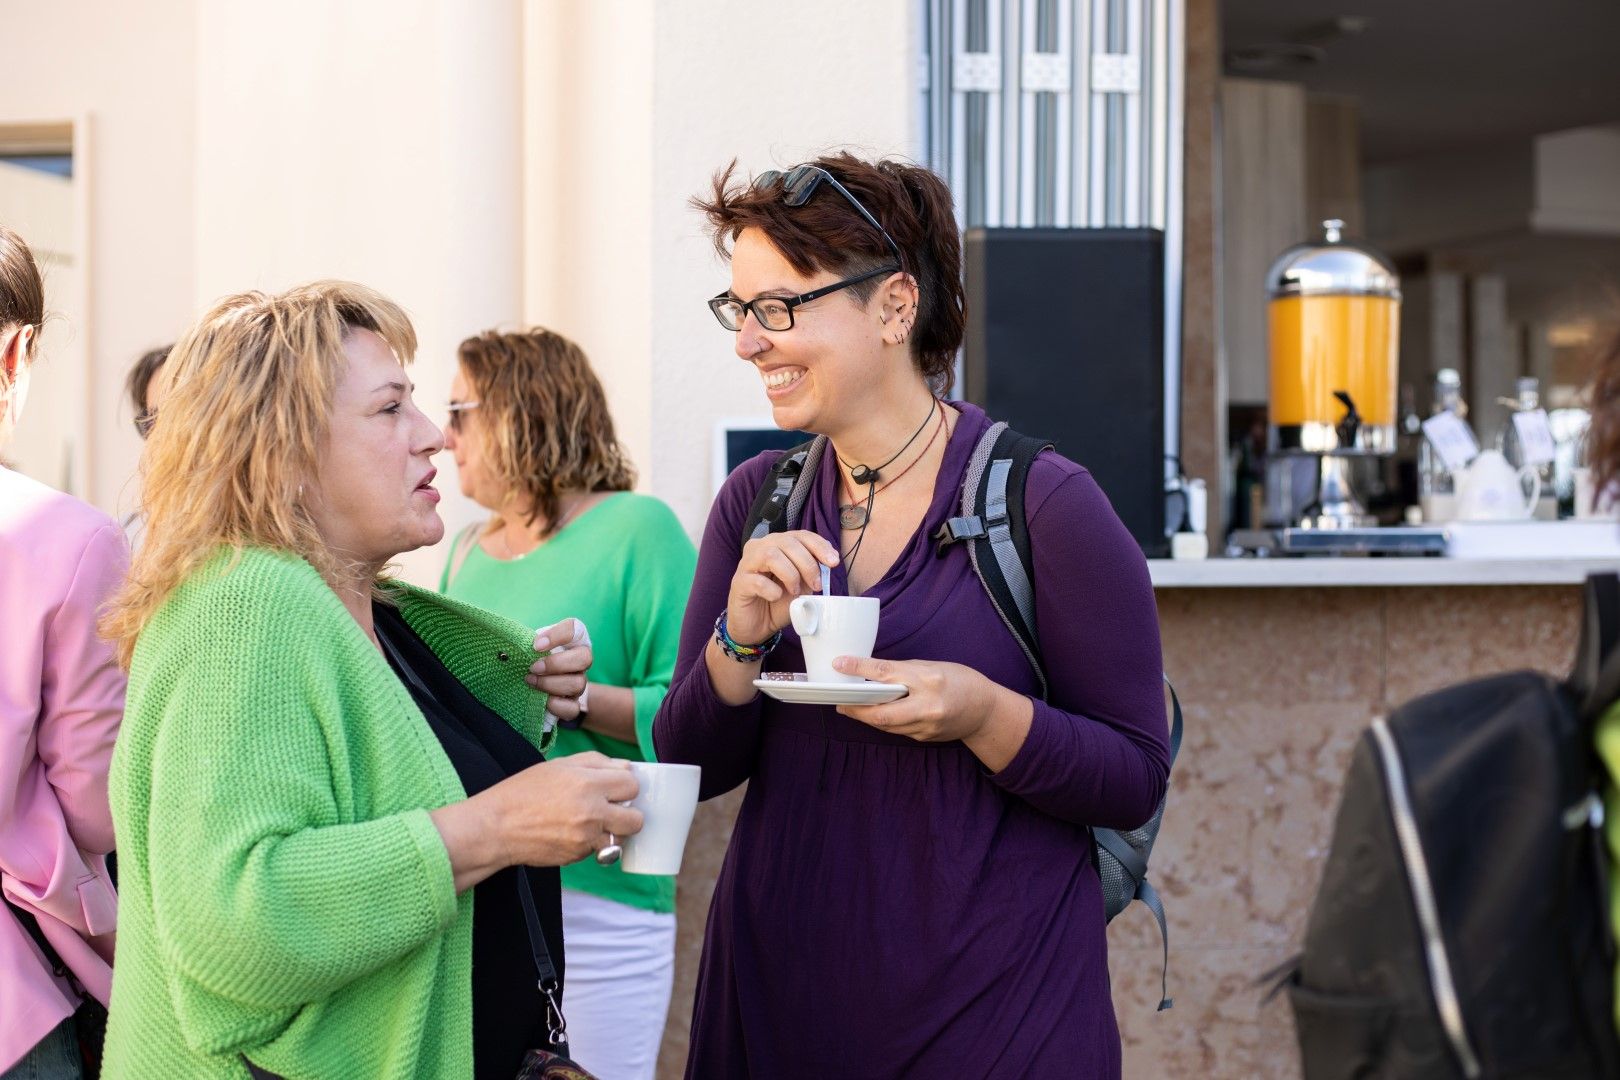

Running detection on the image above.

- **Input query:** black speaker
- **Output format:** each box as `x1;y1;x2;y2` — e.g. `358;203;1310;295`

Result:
964;227;1166;556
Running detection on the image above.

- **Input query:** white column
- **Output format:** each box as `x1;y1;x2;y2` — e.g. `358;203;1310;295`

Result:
645;0;920;537
194;0;523;584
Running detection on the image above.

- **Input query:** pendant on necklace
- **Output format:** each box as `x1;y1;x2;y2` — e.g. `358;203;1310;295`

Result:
839;504;870;530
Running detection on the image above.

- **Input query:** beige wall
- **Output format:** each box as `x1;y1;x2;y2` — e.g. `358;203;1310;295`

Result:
523;0;657;485
1;159;82;494
0;0;196;515
4;0;922;557
523;0;922;537
645;1;922;537
194;0;524;584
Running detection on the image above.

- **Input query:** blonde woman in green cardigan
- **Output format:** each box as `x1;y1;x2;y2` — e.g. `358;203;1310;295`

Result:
441;328;697;1080
99;281;644;1079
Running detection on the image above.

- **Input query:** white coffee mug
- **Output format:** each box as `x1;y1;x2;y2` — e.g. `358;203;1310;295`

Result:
788;594;880;683
1574;467;1620;520
620;762;702;876
1455;449;1540;521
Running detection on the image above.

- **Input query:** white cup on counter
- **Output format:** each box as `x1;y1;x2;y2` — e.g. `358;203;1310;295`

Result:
1574;467;1620;520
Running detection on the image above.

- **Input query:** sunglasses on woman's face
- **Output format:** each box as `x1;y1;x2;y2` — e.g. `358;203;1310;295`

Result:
446;400;480;434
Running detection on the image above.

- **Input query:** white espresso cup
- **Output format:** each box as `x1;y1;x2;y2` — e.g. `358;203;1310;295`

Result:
620;762;702;875
788;594;880;683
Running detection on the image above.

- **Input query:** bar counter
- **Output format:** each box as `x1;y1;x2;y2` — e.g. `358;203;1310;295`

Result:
657;558;1601;1078
1106;557;1593;1076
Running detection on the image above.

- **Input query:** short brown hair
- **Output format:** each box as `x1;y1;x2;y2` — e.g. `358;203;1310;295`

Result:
456;328;635;534
0;224;45;384
692;152;965;394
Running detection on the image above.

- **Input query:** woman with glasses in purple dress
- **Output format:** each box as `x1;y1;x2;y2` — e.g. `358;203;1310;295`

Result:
653;153;1170;1078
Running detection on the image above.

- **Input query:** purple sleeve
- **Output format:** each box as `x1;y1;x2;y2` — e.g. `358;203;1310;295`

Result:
651;453;778;800
988;459;1170;829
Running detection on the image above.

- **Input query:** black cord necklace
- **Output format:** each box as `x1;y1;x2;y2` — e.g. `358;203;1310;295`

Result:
836;398;938;530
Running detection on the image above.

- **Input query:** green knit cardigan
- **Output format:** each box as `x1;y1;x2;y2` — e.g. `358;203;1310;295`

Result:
104;546;555;1079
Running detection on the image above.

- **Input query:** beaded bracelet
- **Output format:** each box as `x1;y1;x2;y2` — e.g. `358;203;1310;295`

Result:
713;611;782;663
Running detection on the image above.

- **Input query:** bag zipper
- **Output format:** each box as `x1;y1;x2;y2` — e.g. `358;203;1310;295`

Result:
1369;717;1483;1079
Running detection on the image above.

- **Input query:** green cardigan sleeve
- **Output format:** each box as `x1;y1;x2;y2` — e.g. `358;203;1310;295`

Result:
141;586;460;1046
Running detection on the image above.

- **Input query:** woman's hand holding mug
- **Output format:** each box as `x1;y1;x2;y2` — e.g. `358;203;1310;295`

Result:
432;752;643;893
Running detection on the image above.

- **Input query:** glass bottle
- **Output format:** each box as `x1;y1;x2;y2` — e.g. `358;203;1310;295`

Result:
1496;376;1557;519
1419;368;1470;523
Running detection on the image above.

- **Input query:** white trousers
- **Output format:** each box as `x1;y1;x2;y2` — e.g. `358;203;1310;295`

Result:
560;888;676;1080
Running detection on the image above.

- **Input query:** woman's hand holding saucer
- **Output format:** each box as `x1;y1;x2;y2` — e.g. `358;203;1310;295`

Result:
831;655;1034;770
725;530;840;646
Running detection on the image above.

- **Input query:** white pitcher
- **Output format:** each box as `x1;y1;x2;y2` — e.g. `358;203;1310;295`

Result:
1454;449;1540;521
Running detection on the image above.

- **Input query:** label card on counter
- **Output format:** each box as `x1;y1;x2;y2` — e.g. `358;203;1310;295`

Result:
1512;409;1557;466
1422;412;1480;473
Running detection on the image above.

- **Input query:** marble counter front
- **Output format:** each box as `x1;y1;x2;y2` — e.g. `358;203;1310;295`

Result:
657;577;1587;1078
1105;579;1582;1077
1149;556;1618;588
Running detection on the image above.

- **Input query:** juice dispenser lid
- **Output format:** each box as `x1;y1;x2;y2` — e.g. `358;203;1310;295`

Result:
1265;219;1401;300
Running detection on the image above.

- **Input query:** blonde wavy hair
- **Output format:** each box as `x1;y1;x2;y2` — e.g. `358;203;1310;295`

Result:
457;328;635;535
102;280;417;668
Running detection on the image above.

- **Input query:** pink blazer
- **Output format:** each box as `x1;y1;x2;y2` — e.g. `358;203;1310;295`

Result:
0;466;126;1072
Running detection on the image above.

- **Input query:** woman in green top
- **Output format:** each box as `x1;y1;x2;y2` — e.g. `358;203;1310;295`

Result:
441;327;696;1080
98;281;644;1079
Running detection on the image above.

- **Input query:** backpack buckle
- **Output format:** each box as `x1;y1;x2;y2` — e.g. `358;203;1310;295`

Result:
933;515;986;557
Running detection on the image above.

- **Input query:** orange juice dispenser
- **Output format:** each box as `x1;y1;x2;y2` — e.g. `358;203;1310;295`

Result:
1267;219;1401;529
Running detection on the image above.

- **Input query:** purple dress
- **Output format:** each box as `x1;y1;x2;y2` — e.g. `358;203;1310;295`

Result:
653;402;1168;1079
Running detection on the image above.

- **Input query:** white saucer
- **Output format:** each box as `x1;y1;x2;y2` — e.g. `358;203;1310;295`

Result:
753;674;908;706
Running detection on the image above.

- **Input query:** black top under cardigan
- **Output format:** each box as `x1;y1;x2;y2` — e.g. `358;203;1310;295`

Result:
374;601;560;1078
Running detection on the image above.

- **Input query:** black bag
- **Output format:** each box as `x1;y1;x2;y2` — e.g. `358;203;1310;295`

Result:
1276;572;1620;1078
375;623;600;1080
741;421;1183;1010
4;896;108;1077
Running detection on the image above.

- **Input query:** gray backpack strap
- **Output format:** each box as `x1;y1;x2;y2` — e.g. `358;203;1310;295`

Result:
982;454;1038;648
783;436;827;534
938;421;1050;696
1094;679;1183;1012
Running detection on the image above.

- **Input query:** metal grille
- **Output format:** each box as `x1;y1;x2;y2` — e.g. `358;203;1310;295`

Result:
920;0;1187;478
922;0;1179;232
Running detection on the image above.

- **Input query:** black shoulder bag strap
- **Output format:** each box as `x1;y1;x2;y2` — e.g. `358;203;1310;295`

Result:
374;624;575;1061
739;438;826;550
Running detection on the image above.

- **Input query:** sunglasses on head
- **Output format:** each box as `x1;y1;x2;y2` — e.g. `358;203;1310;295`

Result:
706;165;904;333
752;164;904;267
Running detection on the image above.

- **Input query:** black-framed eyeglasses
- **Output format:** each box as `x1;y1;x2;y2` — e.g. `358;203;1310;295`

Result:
707;264;899;332
753;164;904;268
707;164;904;333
